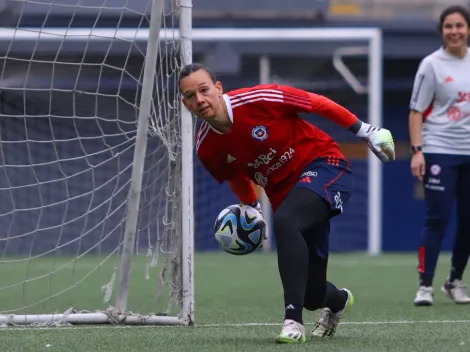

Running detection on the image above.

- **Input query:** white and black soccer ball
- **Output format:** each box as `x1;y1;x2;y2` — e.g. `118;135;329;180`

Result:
214;204;266;255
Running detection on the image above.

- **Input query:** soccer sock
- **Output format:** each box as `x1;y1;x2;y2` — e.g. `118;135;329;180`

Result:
284;304;304;325
276;232;308;325
274;187;334;325
274;189;324;326
324;281;348;313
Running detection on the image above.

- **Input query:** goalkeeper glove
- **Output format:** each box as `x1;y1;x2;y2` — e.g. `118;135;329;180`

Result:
355;122;395;163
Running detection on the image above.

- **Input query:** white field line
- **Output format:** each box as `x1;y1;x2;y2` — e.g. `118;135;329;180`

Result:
0;320;470;331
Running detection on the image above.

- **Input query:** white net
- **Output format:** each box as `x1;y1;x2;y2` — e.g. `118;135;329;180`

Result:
0;0;190;326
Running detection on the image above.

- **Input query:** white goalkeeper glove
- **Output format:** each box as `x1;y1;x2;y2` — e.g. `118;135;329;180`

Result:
355;122;395;163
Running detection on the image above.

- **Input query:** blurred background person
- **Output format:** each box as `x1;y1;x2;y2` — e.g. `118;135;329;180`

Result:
409;5;470;306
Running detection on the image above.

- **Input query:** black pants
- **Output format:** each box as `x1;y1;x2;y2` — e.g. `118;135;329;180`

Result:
418;153;470;286
273;187;345;317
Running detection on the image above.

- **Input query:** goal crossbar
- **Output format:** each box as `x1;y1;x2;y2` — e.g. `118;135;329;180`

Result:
0;27;380;42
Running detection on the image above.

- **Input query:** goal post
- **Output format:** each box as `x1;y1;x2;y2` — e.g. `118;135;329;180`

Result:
0;19;382;326
178;0;195;325
115;0;165;315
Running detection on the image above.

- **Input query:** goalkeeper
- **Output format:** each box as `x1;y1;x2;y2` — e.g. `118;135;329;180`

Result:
179;63;395;344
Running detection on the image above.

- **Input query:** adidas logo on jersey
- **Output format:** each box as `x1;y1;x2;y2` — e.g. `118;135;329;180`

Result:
227;154;236;163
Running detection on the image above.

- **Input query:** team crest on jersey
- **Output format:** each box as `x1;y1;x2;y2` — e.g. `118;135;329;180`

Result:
252;125;268;141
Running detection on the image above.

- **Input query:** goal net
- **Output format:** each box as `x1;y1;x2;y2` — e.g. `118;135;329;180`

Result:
0;0;194;326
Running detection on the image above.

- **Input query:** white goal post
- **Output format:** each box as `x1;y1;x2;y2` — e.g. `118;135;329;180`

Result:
0;12;382;326
0;0;195;327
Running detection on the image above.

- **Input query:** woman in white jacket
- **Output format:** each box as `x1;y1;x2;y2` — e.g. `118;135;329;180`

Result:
409;5;470;306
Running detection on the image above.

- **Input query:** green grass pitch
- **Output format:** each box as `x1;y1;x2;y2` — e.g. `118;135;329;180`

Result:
1;252;470;351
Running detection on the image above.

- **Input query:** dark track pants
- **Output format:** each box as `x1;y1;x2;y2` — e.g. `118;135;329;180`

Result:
418;153;470;286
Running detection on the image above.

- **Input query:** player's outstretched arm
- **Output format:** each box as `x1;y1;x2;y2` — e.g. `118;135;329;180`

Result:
304;90;396;163
296;89;394;163
258;84;396;163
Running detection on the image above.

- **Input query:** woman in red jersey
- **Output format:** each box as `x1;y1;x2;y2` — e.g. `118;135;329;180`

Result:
180;63;395;344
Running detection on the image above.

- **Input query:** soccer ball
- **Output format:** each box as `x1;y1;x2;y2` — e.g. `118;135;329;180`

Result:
214;204;266;255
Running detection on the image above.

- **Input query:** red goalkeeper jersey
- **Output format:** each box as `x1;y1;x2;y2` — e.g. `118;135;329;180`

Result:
195;84;358;211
